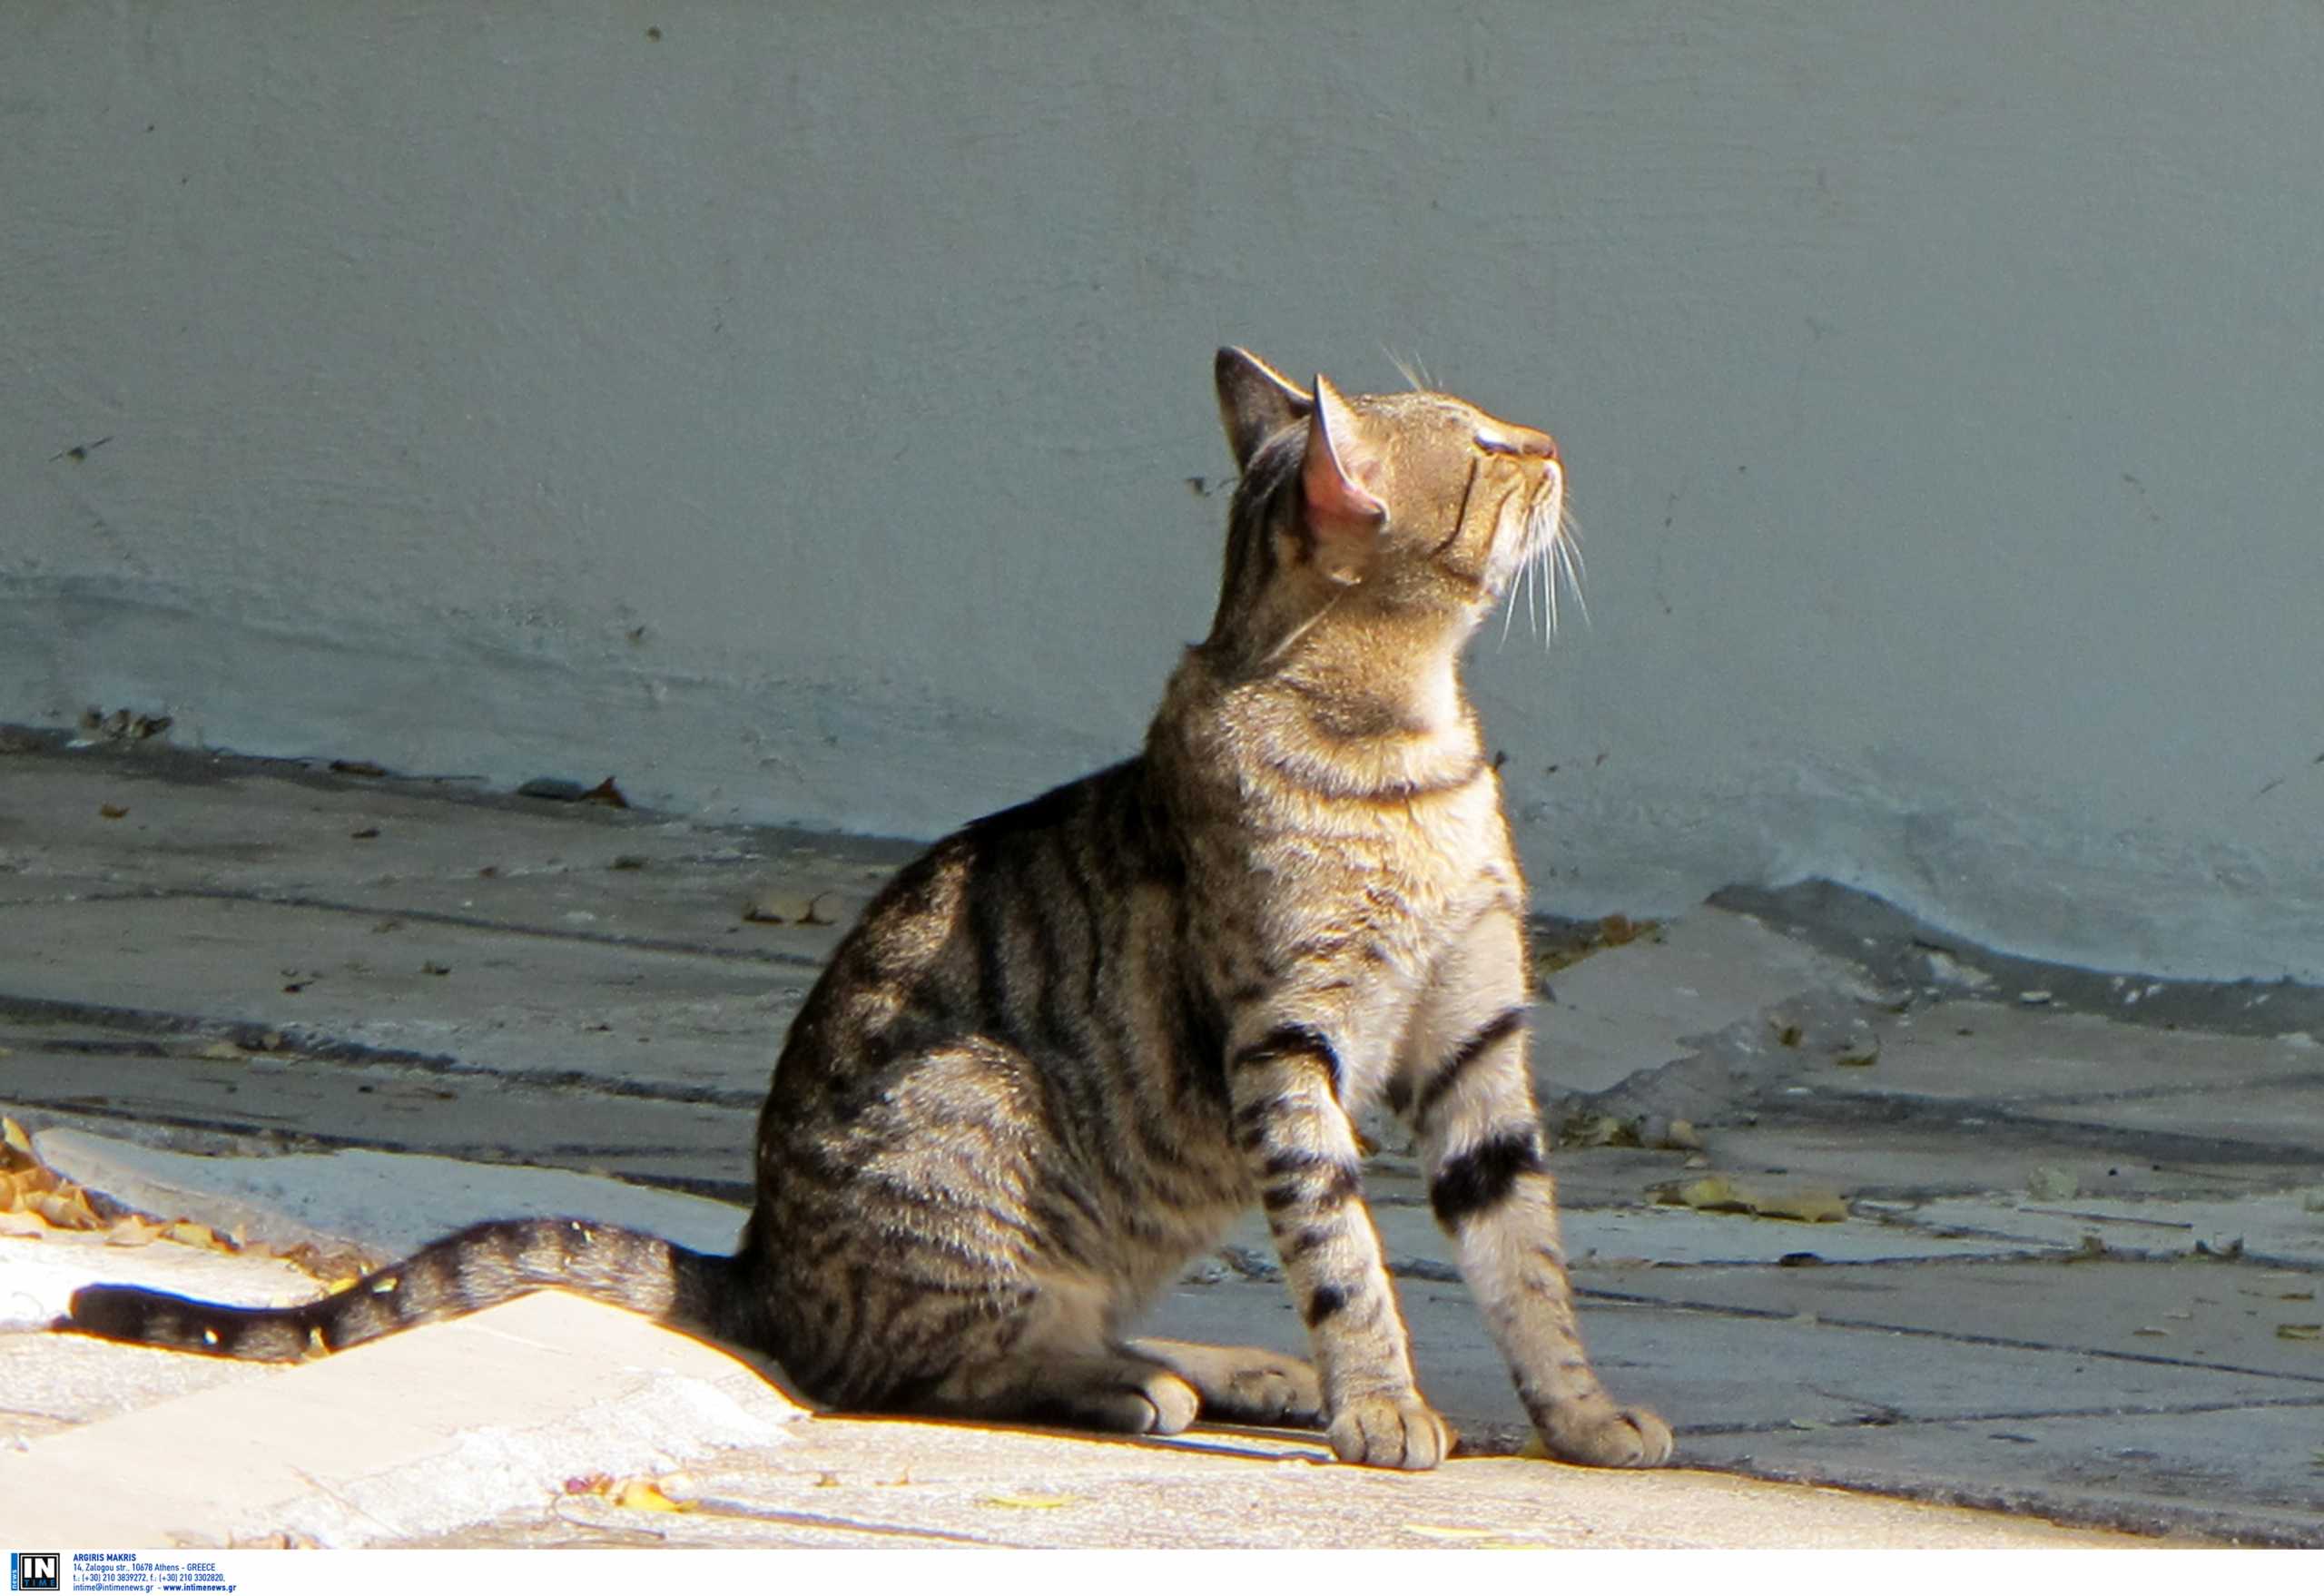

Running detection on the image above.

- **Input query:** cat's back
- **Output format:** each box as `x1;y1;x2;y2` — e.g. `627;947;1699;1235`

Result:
758;754;1207;1119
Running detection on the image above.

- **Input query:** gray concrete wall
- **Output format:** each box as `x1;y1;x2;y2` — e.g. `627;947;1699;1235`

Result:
5;0;2320;982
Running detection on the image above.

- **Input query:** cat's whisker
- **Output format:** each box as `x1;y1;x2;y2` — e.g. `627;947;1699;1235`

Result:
1383;346;1431;392
1558;508;1589;583
1521;537;1541;641
1552;527;1591;632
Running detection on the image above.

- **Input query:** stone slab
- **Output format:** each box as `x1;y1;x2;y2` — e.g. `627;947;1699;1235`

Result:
0;1025;758;1197
1588;1256;2324;1382
1687;1121;2324;1206
0;1292;804;1548
1682;1401;2324;1548
1868;1191;2324;1269
1146;1267;2309;1443
0;895;803;1099
0;1227;319;1332
405;1414;2150;1552
0;1231;306;1445
1814;1002;2324;1108
32;1128;750;1266
1540;905;1883;1095
0;753;907;930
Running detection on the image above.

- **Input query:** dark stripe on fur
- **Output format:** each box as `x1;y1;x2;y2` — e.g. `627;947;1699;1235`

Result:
1304;1284;1351;1327
1258;1158;1360;1215
1412;1005;1527;1127
1429;1128;1547;1228
1229;1023;1342;1099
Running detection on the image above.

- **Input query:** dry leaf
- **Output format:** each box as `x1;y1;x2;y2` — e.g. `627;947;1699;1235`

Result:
2278;1324;2322;1342
1654;1175;1847;1223
1;1118;31;1158
610;1478;688;1513
743;889;842;927
27;1190;97;1229
196;1040;246;1061
979;1493;1080;1510
1561;1113;1638;1149
98;803;129;820
1402;1525;1550;1549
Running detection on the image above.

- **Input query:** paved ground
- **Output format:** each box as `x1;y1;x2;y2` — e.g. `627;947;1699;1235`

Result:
1;728;2319;1548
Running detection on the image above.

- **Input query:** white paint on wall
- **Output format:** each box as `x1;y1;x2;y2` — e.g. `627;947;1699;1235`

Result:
5;1;2320;981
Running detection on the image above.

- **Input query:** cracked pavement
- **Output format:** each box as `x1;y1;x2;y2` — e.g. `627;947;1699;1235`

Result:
1;731;2319;1546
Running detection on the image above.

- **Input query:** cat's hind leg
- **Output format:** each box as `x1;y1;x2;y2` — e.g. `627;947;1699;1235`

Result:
908;1279;1203;1437
1130;1336;1324;1427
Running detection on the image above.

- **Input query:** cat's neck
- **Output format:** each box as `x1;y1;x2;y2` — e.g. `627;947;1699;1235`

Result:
1272;612;1471;743
1165;606;1483;793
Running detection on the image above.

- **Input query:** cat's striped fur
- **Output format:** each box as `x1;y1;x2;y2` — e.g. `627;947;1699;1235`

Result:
64;350;1671;1471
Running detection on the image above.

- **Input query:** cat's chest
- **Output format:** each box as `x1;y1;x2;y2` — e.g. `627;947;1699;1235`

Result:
1212;778;1512;947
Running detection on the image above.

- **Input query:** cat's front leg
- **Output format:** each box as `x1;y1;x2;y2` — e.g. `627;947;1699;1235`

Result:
1227;1019;1452;1470
1393;906;1674;1468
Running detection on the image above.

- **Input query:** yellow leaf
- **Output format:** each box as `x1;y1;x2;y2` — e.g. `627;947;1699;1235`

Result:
2;1118;31;1158
1653;1174;1846;1223
979;1493;1080;1510
26;1190;97;1230
611;1478;688;1513
1403;1525;1551;1548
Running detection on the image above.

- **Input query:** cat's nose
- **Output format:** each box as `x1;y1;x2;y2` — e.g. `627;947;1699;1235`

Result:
1479;425;1559;464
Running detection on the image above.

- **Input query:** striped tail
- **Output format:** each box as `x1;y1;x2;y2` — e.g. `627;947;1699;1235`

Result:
63;1217;753;1362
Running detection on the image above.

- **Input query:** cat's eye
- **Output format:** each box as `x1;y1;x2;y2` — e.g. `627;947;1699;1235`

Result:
1475;427;1558;463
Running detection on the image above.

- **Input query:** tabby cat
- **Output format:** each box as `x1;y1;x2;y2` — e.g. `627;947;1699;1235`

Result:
64;349;1671;1471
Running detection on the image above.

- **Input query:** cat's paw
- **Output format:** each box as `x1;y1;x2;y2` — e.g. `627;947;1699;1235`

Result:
1536;1403;1673;1469
1211;1355;1322;1427
1128;1339;1323;1428
1122;1369;1204;1436
1326;1394;1454;1471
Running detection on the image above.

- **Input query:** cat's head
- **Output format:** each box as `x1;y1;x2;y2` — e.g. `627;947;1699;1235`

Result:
1207;348;1571;653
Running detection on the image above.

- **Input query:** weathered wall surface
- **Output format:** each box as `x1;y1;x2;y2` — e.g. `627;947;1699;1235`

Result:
5;1;2320;980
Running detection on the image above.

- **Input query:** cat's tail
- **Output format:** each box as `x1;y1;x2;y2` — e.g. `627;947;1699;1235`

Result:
62;1217;761;1363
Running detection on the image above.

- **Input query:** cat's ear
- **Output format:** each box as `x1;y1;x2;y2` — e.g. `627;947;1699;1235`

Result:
1301;375;1389;583
1215;348;1313;470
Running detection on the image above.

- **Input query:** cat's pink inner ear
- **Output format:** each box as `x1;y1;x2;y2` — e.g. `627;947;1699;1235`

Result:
1302;378;1389;554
